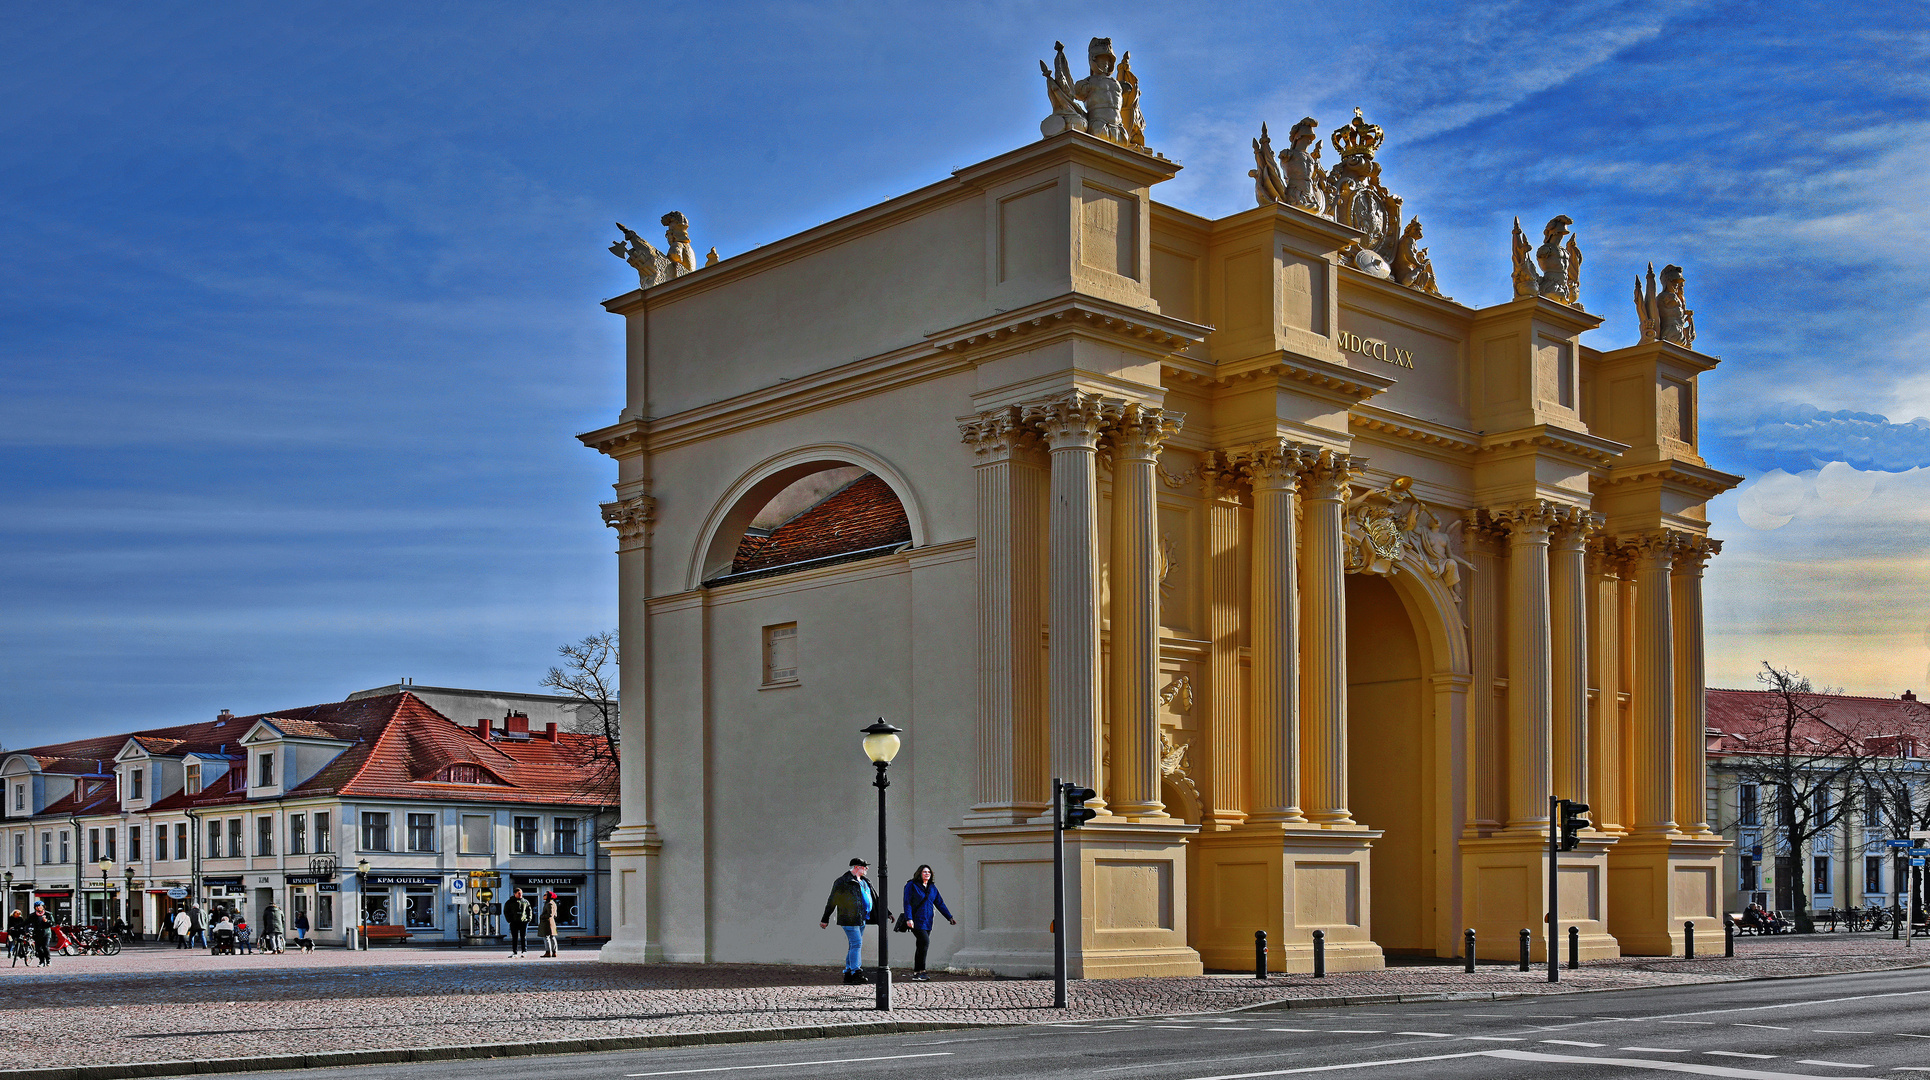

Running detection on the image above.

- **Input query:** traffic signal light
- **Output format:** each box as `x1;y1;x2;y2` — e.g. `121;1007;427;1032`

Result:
1559;800;1590;851
1062;784;1097;830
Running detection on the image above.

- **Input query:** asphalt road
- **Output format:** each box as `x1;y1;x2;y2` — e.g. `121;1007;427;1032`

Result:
212;968;1930;1080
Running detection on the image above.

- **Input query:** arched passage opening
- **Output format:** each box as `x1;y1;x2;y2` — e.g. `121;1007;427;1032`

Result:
689;447;925;589
1346;573;1430;955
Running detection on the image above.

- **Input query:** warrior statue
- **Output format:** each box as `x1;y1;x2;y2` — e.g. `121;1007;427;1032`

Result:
1040;37;1145;149
611;211;699;289
1117;51;1146;149
1512;215;1583;308
1393;218;1443;297
1040;41;1087;135
1282;116;1325;212
1075;37;1127;143
1634;262;1696;348
1249;122;1286;205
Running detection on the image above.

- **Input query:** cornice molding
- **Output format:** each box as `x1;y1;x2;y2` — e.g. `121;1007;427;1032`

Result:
1350;407;1481;456
1478;424;1629;467
579;419;647;460
927;292;1210;361
1599;457;1744;498
1166;350;1396;403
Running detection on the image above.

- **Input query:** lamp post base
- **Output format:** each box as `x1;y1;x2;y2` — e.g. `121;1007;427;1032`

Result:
874;964;892;1009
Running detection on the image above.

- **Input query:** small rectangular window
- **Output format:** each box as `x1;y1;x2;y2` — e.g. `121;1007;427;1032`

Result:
1738;784;1758;826
130;769;144;801
209;819;222;859
41;832;51;863
59;830;69;863
228;818;243;858
314;812;331;853
513;816;538;854
185;764;201;795
317;893;334;931
12;782;22;812
258;752;275;787
290;814;307;855
763;623;799;685
105;828;116;862
90;828;101;863
362;812;391;852
156;825;168;862
554;818;578;856
175;822;188;860
1867;855;1885;893
407;813;436;852
13;834;22;866
257;816;274;856
460;814;492;854
1812;855;1831;895
129;826;141;862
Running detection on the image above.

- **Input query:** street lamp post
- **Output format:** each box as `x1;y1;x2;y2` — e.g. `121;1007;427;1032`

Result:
861;719;903;1012
124;865;136;938
98;858;112;930
357;858;371;951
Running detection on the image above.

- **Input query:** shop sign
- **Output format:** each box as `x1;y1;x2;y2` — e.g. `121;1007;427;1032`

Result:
514;875;585;886
166;888;188;899
365;873;440;886
284;874;334;885
316;883;340;893
203;876;244;888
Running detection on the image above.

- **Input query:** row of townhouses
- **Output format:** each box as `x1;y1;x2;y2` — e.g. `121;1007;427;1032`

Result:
2;686;614;943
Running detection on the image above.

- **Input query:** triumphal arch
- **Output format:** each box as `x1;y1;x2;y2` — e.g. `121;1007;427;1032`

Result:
583;38;1736;975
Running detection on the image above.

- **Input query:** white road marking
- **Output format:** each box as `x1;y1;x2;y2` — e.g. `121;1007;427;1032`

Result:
1466;1036;1525;1042
623;1052;953;1077
1662;1021;1719;1025
1795;1063;1871;1070
1707;1052;1779;1059
1622;1047;1693;1053
1484;1048;1849;1077
1393;1032;1455;1038
1266;1028;1318;1032
1735;1024;1791;1030
1543;1040;1607;1047
1183;1050;1485;1078
1326;1029;1386;1034
1813;1030;1874;1034
1895;1033;1930;1039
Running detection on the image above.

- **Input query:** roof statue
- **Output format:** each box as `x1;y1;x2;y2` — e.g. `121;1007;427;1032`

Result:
1634;261;1696;348
1249;122;1286;205
611;211;705;289
1283;117;1326;213
1039;37;1154;154
1393;218;1445;299
1511;214;1583;308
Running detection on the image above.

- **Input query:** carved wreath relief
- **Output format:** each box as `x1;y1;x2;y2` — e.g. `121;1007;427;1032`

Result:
1342;476;1471;605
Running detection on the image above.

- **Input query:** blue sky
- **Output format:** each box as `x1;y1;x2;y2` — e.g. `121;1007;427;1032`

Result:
2;1;1925;748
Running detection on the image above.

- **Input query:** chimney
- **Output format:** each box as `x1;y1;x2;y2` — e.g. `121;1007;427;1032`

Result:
544;722;559;741
217;709;233;722
504;711;530;740
475;717;492;739
1905;690;1918;702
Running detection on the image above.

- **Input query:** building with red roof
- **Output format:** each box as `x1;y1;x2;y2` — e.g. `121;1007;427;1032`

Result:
2;689;615;944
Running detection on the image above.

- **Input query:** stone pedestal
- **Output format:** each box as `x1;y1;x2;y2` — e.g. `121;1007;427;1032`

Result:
1460;834;1618;962
596;823;663;964
1192;825;1384;973
1607;833;1727;956
951;818;1200;978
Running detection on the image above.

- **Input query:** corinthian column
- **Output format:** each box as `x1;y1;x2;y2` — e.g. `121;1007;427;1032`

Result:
1673;535;1721;836
601;494;657;826
1494;501;1557;832
1549;509;1600;806
960;407;1049;821
1245;441;1312;824
1108;403;1182;820
1025;391;1118;811
1299;450;1356;825
1629;531;1682;834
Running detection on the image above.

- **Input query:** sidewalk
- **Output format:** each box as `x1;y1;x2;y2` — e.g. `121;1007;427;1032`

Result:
7;933;1927;1073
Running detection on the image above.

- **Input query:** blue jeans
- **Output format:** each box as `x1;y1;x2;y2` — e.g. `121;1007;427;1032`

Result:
842;924;865;971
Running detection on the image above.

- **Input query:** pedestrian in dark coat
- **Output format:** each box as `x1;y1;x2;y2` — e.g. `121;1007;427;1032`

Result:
263;903;285;954
28;901;54;966
538;891;561;957
820;858;883;983
504;889;534;957
900;864;955;980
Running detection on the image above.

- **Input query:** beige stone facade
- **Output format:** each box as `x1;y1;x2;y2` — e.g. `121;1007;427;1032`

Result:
582;112;1737;974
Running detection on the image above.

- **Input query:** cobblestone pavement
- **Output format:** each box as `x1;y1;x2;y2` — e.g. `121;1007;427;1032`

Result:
5;933;1926;1071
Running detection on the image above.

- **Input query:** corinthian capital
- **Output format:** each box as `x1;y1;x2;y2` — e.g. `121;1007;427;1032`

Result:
1672;533;1722;574
1623;528;1688;567
1549;505;1605;548
1022;389;1120;451
1109;402;1184;460
958;405;1039;463
1234;439;1317;491
1297;447;1359;500
601;495;657;549
1489;499;1562;541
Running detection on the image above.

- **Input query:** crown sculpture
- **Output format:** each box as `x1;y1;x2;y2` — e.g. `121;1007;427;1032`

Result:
1040;38;1151;153
1249;109;1442;299
610;211;719;289
1633;261;1696;348
1511;215;1583;309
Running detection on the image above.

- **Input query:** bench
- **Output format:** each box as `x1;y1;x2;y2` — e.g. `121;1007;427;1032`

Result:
362;925;413;944
1727;912;1766;936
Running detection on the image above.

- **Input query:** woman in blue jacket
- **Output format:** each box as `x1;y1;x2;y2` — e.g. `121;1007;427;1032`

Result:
900;864;954;980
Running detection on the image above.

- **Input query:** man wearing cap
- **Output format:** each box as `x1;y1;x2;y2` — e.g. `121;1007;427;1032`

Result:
27;900;55;966
820;857;882;984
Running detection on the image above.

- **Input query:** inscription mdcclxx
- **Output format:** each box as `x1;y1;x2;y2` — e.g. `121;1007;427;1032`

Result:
1336;331;1415;369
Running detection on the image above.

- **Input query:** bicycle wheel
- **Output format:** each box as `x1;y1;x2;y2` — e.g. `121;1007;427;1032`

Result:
100;937;121;956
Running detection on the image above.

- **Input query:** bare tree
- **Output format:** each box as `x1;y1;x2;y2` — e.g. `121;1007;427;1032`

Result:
541;631;620;833
1844;697;1930;926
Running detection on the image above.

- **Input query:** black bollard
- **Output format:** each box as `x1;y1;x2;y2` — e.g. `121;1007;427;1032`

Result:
1725;918;1735;958
1256;930;1268;979
1568;925;1579;970
1518;928;1530;972
1463;928;1476;973
1684;920;1695;960
1313;929;1326;978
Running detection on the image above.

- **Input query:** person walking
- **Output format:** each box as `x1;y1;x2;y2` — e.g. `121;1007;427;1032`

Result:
538;890;560;957
172;908;192;949
819;857;881;984
504;888;534;957
28;900;54;966
188;904;206;949
293;908;309;947
263;902;285;955
899;864;955;981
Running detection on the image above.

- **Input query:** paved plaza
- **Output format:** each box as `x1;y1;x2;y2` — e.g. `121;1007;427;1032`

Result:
8;933;1930;1073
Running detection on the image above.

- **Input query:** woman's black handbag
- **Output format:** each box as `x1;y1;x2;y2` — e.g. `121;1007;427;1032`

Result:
893;912;911;933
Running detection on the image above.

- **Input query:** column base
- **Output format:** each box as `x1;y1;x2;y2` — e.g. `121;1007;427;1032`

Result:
596;823;663;965
951;818;1202;978
1460;832;1620;962
1607;832;1729;956
1192;824;1385;973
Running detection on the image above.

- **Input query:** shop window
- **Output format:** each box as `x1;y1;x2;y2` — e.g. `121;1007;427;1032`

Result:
404;886;437;928
313;812;331;853
362;812;391;852
290;814;307;855
317;893;334;931
185;764;201;795
364;889;390;926
228;818;243;858
407;814;435;852
513;817;538;854
257;816;274;856
553;888;581;927
460;814;492;854
554;818;578;856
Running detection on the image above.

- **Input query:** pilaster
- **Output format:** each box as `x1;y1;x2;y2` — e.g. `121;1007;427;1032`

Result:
1672;535;1721;836
1242;440;1315;824
1108;404;1184;820
1549;508;1600;806
1491;500;1557;833
1199;455;1249;828
598;493;662;964
1299;450;1357;826
1627;530;1684;834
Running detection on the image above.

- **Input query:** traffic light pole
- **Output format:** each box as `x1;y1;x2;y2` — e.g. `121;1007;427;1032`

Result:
1052;776;1066;1009
1548;795;1560;984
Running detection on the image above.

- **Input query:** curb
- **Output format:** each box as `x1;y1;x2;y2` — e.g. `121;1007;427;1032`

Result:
8;1020;991;1080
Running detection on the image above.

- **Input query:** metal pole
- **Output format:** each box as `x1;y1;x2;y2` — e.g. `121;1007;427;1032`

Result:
1568;925;1579;970
1725;917;1735;957
1518;928;1530;972
1684;920;1695;960
875;760;891;1011
1463;928;1475;973
1548;795;1559;983
1255;930;1268;979
1312;929;1325;978
1053;777;1066;1010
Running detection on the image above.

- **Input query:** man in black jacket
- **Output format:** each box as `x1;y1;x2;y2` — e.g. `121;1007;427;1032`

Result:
820;858;883;984
504;889;535;958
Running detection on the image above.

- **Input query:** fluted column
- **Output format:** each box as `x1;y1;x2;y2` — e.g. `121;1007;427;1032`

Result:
1629;531;1682;834
1549;509;1599;806
1299;450;1356;825
1201;455;1248;827
1586;542;1627;833
1245;441;1311;824
1494;501;1557;832
1026;391;1117;811
960;407;1049;821
601;494;657;826
1673;536;1720;836
1108;404;1182;819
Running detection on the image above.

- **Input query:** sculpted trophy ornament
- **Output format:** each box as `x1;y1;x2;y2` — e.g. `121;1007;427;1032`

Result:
1634;261;1696;348
1039;37;1153;153
611;211;705;289
1249;122;1287;205
1326;109;1404;279
1393;218;1445;299
1511;215;1583;308
1283;117;1326;212
1342;476;1472;605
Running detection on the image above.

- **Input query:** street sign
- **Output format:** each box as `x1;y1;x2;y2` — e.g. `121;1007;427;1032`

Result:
1914;859;1926;867
1912;830;1930;840
449;876;466;894
1890;839;1912;848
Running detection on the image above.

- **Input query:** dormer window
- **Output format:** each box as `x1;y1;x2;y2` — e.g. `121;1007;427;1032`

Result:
130;768;144;801
434;763;506;785
185;764;201;795
257;751;275;787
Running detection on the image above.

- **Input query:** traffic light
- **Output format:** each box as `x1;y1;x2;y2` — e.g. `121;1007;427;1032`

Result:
1558;800;1591;851
1062;784;1098;830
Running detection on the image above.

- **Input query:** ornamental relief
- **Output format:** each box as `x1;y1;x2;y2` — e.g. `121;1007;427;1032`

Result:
1341;476;1471;606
